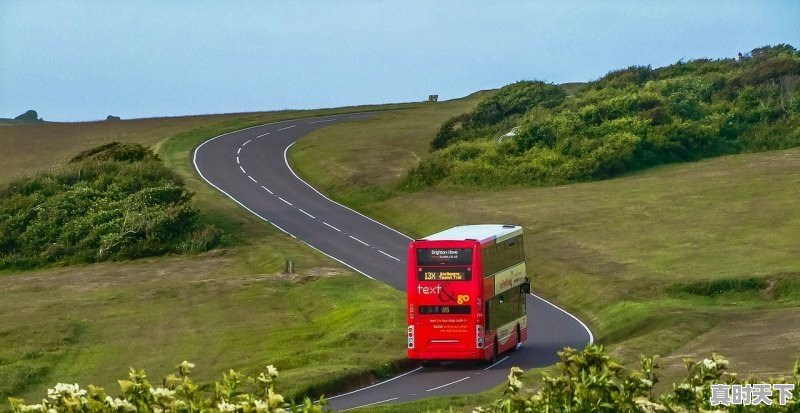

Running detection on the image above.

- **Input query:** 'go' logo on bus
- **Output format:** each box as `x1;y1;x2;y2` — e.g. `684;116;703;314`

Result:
457;294;470;304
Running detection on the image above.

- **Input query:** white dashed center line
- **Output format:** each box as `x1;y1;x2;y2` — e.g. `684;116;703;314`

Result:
242;139;252;146
349;235;369;246
298;209;316;219
256;132;270;138
323;222;341;232
237;147;242;154
308;118;337;124
378;250;401;261
239;165;247;174
236;156;240;164
248;176;257;183
260;185;273;195
426;376;470;392
277;125;296;131
278;197;293;206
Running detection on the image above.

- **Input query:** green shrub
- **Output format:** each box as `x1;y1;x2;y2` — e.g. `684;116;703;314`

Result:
409;44;800;189
0;143;222;270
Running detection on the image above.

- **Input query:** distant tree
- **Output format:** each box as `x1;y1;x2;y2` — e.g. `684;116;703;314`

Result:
14;110;43;123
106;115;121;121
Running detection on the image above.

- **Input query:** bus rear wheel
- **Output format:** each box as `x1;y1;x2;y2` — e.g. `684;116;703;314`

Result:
488;339;499;364
510;326;521;352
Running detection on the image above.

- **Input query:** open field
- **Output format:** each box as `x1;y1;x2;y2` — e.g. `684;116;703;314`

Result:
0;104;421;186
289;98;800;398
0;104;425;405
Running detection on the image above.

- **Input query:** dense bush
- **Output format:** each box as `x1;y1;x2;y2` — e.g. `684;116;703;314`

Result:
0;142;222;269
430;81;566;150
406;44;800;189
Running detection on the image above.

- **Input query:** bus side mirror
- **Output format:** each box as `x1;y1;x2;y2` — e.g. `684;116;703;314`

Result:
521;281;531;294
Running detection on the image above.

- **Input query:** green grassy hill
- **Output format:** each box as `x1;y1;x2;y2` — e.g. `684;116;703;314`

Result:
290;93;800;400
407;45;800;190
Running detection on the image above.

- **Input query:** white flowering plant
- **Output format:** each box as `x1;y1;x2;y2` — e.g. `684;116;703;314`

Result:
473;344;800;413
9;362;327;413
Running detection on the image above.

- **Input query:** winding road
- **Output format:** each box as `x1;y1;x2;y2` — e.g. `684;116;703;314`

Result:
193;113;592;411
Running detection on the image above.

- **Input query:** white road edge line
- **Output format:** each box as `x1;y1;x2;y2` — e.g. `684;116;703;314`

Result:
349;235;369;246
339;397;399;412
239;165;246;174
530;293;594;345
260;185;273;195
323;222;341;232
283;141;413;241
193;121;377;279
248;176;257;183
379;250;401;261
298;208;315;219
483;355;509;371
426;376;470;392
277;125;296;131
278;197;292;206
242;139;252;146
327;367;422;400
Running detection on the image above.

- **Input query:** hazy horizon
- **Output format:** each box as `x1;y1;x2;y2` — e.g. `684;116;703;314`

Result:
2;1;799;122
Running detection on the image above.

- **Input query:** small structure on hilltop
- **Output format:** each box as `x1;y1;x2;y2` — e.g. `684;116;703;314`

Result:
428;94;438;102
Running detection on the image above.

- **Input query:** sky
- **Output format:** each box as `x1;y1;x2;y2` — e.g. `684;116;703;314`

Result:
1;1;799;122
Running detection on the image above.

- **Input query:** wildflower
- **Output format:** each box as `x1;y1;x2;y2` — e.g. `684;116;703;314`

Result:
634;397;667;412
253;399;269;412
149;387;176;399
178;360;196;374
105;396;136;412
267;388;284;407
266;365;279;378
217;400;238;412
703;359;717;370
18;404;45;412
641;378;654;388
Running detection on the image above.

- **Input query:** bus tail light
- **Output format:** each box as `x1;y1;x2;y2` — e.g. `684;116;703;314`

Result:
408;325;415;349
476;325;484;348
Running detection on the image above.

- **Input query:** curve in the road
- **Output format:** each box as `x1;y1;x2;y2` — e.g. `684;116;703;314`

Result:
193;113;592;411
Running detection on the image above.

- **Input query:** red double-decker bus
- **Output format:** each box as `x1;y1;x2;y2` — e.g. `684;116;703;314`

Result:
407;225;530;364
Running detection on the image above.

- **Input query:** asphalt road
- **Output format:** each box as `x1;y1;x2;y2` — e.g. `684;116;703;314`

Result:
193;113;593;411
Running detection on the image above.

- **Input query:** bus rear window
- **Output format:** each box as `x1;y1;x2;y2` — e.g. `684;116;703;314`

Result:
416;248;473;265
418;305;471;315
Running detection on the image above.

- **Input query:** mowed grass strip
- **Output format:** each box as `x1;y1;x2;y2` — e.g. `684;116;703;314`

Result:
288;96;800;395
1;104;426;404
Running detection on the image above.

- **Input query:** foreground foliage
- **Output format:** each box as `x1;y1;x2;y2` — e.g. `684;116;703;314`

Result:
405;44;800;189
9;362;326;413
0;142;222;269
10;346;799;412
475;345;800;413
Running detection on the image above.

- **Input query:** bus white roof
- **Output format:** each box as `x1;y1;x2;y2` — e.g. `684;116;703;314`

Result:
421;224;522;244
